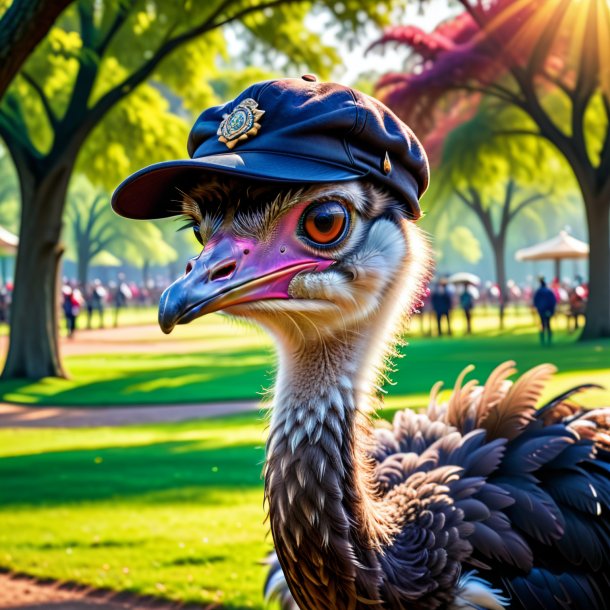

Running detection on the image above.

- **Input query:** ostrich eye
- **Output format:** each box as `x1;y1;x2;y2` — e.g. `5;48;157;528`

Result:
301;201;349;246
192;225;204;246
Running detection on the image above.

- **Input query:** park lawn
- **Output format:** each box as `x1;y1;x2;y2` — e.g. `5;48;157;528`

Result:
0;315;608;607
0;308;608;406
0;415;271;609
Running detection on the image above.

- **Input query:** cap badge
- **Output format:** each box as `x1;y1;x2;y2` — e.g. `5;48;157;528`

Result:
217;98;265;150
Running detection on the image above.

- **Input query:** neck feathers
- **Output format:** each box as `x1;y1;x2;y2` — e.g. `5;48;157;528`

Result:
265;338;389;609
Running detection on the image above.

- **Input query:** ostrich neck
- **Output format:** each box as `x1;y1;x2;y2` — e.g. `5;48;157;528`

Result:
265;330;393;609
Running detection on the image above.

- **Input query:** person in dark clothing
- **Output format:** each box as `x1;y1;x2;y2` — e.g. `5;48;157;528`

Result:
459;286;475;335
431;281;452;336
533;277;557;345
87;279;107;329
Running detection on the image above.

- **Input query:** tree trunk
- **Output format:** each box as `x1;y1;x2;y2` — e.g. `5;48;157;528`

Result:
2;161;73;379
580;198;610;340
492;237;507;329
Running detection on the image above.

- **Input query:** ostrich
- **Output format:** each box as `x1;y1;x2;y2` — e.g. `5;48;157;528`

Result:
112;77;610;610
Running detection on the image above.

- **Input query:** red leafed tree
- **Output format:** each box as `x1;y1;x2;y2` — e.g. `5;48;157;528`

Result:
373;0;610;340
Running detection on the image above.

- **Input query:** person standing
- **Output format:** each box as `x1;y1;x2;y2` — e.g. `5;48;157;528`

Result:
62;284;83;339
113;273;132;327
459;285;476;335
431;281;452;336
533;277;557;345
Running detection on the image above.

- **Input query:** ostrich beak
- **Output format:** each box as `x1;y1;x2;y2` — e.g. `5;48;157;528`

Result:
158;234;333;334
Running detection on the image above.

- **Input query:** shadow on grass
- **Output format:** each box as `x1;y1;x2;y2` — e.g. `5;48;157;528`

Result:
0;348;274;407
0;332;607;408
0;438;264;507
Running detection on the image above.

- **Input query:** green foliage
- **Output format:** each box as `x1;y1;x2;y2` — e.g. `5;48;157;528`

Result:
449;225;482;264
78;83;190;192
439;101;575;204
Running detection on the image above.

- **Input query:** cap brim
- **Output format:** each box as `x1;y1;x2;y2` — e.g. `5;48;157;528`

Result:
111;152;368;219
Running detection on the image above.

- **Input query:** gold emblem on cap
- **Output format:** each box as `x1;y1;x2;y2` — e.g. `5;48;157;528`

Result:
383;151;392;175
217;98;265;150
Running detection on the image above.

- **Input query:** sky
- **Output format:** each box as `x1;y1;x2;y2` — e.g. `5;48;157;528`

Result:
328;1;458;85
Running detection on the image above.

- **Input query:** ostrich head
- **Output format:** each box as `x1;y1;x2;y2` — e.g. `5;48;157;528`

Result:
113;76;431;354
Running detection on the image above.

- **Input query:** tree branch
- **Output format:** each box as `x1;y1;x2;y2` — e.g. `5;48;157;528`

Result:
455;83;525;108
91;237;114;255
492;128;542;139
526;0;571;81
0;105;39;164
83;0;298;137
77;2;95;48
20;70;58;129
508;191;547;222
85;194;108;235
96;0;137;56
499;177;515;234
539;68;575;100
454;187;475;210
454;184;494;237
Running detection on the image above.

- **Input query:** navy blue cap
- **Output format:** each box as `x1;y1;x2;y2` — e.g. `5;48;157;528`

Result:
111;76;429;220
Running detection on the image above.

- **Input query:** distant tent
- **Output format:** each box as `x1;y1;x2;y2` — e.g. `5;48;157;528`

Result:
515;230;588;279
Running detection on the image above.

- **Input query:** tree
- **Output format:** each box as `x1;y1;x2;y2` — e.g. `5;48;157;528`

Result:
0;0;399;379
430;104;571;326
373;0;610;340
0;0;74;98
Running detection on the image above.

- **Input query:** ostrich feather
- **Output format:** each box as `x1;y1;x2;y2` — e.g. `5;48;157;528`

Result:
479;364;556;441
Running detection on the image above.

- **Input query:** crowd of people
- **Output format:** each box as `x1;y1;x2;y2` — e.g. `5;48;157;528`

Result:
0;272;591;345
60;275;167;338
419;275;589;345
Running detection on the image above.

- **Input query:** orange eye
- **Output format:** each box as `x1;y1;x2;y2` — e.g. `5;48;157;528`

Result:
301;201;349;246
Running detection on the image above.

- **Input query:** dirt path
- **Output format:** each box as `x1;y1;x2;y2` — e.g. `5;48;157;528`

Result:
0;324;207;358
0;321;262;428
0;572;218;610
0;400;261;428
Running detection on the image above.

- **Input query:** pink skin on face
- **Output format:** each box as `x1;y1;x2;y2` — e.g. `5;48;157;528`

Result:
158;201;336;333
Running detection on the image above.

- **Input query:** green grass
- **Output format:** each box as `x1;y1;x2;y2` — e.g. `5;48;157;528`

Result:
0;308;608;407
0;310;608;606
0;415;270;608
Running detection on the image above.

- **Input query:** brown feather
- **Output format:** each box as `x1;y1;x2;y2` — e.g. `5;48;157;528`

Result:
474;361;517;429
480;364;556;441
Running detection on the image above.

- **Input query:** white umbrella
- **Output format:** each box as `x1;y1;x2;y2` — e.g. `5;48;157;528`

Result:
448;272;481;285
515;230;588;279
